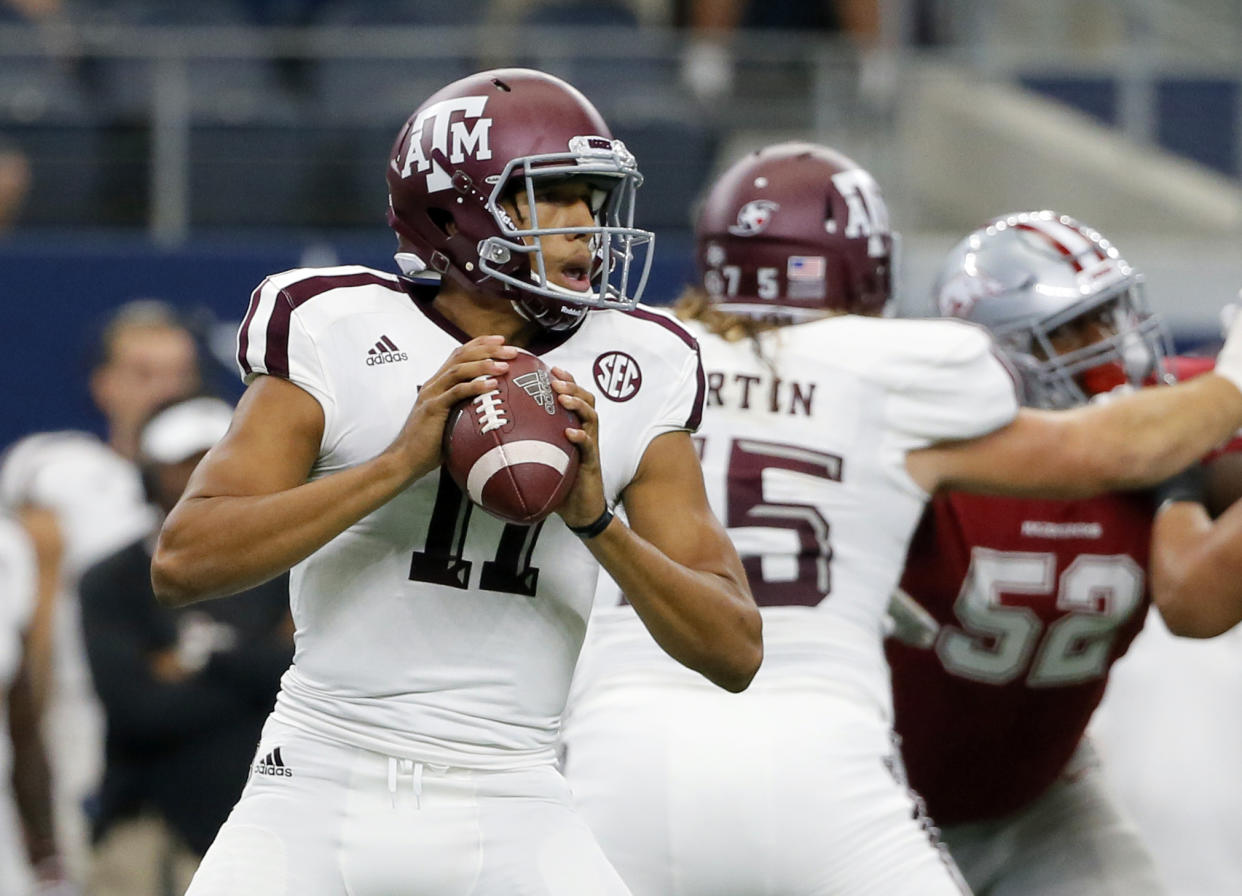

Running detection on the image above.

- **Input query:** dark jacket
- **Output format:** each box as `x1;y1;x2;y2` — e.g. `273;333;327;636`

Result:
79;538;292;855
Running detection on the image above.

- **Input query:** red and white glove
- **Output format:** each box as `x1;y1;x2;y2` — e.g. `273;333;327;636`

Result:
1215;295;1242;395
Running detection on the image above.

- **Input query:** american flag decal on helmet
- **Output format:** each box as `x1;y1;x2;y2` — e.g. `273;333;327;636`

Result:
787;255;827;300
788;256;825;280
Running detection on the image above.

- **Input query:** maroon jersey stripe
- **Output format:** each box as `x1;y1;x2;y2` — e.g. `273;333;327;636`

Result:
264;294;293;379
686;353;706;431
281;271;402;308
629;307;699;350
237;282;265;377
628;308;706;429
251;271;404;380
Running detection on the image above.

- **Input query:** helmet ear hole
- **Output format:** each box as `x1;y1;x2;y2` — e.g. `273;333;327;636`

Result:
427;208;454;237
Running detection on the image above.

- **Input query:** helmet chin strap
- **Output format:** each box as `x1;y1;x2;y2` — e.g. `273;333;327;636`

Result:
510;294;589;332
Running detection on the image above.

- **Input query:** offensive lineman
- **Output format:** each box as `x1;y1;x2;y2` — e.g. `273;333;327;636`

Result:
560;144;1242;895
887;210;1228;895
151;69;761;896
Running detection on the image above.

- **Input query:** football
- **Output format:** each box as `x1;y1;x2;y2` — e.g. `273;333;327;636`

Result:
442;349;580;525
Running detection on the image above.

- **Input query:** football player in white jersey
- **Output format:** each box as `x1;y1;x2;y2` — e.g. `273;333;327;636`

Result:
0;512;78;895
151;69;761;896
559;142;1242;896
0;298;201;882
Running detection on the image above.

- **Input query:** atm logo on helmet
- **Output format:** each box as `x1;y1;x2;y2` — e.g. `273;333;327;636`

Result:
397;96;494;193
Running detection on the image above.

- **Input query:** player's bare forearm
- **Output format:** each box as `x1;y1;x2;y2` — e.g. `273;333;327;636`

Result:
593;431;762;692
1152;498;1242;638
152;449;417;605
8;662;57;867
1074;373;1242;490
925;374;1242;498
587;516;761;692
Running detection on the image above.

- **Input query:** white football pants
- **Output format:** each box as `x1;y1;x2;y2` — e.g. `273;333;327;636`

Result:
185;717;632;896
941;740;1166;896
562;680;969;896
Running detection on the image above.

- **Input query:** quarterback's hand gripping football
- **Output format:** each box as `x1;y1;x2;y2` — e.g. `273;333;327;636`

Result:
550;366;609;530
388;336;519;484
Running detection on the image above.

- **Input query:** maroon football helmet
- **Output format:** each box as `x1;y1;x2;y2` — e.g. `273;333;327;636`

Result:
386;68;653;331
695;142;894;321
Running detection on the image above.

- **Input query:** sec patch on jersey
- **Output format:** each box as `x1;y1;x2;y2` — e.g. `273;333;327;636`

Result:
443;349;580;525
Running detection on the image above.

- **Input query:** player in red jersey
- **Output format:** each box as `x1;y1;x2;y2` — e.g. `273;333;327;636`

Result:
887;210;1239;895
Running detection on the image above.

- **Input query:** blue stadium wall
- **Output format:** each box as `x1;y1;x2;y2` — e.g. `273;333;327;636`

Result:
0;232;695;450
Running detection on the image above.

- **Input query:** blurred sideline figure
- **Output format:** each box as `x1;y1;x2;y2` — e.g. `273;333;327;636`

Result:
1;509;78;895
80;396;292;896
0;137;32;232
561;143;1242;895
1090;614;1242;895
679;0;879;102
0;299;202;882
886;210;1242;896
87;300;204;463
1089;302;1242;896
151;68;760;895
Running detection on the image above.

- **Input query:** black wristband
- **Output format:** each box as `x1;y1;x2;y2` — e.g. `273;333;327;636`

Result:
569;506;614;539
1154;464;1207;510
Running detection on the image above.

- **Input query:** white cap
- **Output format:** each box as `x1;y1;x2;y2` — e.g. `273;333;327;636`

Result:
0;431;157;574
139;397;234;465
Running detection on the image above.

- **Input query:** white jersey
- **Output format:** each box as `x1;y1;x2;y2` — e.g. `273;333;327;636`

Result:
0;431;154;881
0;516;35;690
0;516;36;894
238;265;703;769
574;314;1018;718
0;431;155;577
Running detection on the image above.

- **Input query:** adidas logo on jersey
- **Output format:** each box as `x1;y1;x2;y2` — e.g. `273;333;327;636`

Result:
366;335;409;366
252;746;292;777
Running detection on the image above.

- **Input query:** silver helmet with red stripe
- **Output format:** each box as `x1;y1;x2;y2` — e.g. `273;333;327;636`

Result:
385;68;653;331
933;210;1173;408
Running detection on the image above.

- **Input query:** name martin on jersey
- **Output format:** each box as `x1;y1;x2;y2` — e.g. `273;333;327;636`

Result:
704;370;816;416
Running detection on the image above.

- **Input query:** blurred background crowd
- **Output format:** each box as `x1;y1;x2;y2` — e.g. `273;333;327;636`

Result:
1;1;1241;894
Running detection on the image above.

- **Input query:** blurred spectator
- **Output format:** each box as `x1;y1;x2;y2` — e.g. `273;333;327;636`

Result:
1;509;79;895
0;433;155;885
2;0;61;19
0;139;32;232
0;299;203;883
238;0;332;25
88;300;203;463
678;0;878;101
485;0;658;28
80;396;292;896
